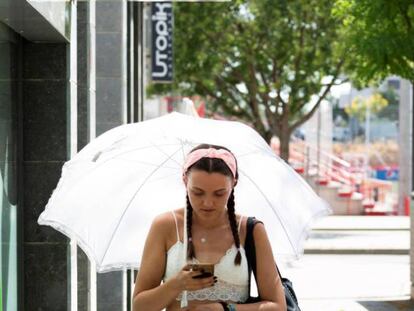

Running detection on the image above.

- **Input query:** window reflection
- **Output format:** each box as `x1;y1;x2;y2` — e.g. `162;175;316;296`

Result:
0;22;18;311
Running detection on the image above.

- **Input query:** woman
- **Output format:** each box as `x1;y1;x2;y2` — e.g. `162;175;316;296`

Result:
133;144;286;311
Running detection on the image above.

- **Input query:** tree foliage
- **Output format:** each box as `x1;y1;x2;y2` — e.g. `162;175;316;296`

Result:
378;87;400;120
333;0;414;86
345;93;389;122
149;0;346;160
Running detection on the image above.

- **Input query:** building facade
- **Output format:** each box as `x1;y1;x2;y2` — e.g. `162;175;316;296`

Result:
0;0;145;309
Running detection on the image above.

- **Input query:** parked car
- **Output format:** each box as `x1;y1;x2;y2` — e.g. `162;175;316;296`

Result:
333;127;352;142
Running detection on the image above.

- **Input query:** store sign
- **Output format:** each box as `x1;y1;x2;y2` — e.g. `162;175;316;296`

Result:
151;2;173;82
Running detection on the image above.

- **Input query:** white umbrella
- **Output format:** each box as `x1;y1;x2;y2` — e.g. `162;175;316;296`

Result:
38;112;331;273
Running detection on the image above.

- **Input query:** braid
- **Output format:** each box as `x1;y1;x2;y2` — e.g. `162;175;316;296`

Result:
227;189;242;265
186;195;196;261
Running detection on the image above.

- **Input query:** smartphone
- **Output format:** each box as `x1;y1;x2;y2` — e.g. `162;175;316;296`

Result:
189;263;215;279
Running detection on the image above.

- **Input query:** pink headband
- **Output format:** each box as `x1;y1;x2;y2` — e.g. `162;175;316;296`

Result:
183;148;237;178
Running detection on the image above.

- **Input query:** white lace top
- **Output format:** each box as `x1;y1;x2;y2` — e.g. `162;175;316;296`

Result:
163;212;249;303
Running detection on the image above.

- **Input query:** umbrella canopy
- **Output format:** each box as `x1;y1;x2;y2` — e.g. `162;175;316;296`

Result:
38;112;331;273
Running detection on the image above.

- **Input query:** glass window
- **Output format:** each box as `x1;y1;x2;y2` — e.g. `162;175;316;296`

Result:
0;22;19;311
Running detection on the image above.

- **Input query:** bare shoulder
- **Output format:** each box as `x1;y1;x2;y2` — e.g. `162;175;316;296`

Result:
252;221;273;255
150;212;169;231
152;210;172;224
252;220;267;238
151;210;180;233
171;207;185;220
238;216;267;244
150;208;184;245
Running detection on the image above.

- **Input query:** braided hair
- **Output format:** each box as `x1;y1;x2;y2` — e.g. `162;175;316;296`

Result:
185;144;242;265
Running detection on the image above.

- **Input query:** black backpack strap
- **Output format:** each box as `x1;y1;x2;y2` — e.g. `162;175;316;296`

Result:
245;217;262;297
245;217;285;283
245;217;301;309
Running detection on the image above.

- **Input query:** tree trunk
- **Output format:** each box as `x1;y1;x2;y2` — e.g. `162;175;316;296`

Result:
279;130;291;162
263;130;273;144
277;112;291;162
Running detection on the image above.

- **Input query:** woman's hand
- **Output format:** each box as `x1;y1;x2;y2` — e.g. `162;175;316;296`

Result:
171;264;216;292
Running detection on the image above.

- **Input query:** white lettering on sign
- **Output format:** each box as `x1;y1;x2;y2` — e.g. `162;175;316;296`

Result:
152;2;172;80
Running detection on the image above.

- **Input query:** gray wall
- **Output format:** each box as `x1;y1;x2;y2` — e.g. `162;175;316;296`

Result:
22;41;68;310
77;3;90;311
1;0;139;308
93;1;128;309
96;1;126;136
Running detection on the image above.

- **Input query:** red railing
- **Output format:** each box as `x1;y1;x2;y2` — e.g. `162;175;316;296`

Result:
272;137;397;215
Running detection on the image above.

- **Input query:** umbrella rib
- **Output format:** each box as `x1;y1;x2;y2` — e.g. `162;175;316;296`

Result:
94;142;181;164
236;149;279;159
148;140;184;168
101;139;195;170
239;168;298;255
59;143;182;197
113;157;181;170
100;145;185;265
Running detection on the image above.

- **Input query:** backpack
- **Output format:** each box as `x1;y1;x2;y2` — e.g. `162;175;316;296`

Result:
244;217;301;311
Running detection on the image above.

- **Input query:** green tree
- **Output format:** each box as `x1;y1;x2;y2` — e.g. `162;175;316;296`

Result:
378;87;400;121
334;0;414;86
149;0;346;161
344;93;389;122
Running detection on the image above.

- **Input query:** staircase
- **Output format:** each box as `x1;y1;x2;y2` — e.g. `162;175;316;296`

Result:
272;138;397;216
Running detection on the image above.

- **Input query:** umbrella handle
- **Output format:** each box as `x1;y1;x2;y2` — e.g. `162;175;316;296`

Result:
181;203;189;309
180;291;188;308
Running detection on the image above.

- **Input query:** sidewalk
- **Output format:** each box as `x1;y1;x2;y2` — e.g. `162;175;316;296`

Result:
309;215;409;231
304;216;409;255
281;215;413;311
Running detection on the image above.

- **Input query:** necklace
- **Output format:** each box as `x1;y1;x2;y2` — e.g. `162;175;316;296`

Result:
195;218;229;244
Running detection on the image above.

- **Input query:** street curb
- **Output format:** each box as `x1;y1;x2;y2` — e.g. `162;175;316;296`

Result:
299;298;414;311
310;216;410;232
304;249;409;255
311;228;409;231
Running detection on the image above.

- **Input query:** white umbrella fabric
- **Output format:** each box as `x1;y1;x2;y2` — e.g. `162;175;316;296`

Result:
38;112;331;273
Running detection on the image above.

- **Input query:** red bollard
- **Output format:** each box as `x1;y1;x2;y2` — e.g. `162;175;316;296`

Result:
404;195;410;216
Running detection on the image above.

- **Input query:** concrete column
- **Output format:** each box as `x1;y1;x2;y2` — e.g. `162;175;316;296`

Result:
399;79;412;216
22;41;68;311
94;0;127;309
76;1;93;310
95;0;127;136
403;80;414;298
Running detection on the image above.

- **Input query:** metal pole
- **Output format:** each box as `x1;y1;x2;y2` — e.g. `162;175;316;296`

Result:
130;270;135;309
316;105;321;194
122;269;127;311
122;0;128;124
365;104;370;146
134;2;145;122
87;0;96;143
364;103;370;176
305;145;310;180
68;0;78;310
68;0;78;157
410;81;414;204
68;240;78;311
86;1;97;310
87;261;97;311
